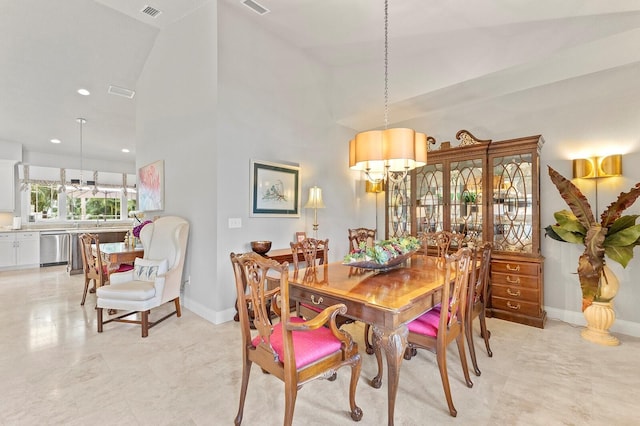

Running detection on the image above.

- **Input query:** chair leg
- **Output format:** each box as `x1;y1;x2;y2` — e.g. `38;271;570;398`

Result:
465;318;481;376
81;276;90;306
234;358;252;426
371;332;384;389
456;334;473;388
283;378;298;426
141;310;149;338
436;347;457;417
364;324;375;354
479;311;493;357
348;354;363;421
97;307;103;332
174;297;182;317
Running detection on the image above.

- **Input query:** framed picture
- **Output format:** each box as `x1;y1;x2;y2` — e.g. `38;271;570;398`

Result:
250;160;300;217
138;160;164;212
295;232;306;242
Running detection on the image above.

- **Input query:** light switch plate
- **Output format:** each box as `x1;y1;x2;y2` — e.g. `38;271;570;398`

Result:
228;218;242;228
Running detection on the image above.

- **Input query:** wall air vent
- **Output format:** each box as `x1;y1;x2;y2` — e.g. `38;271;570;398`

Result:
141;5;162;18
242;0;269;15
108;85;136;99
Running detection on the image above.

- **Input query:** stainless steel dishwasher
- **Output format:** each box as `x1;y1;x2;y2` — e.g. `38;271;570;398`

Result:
40;231;70;266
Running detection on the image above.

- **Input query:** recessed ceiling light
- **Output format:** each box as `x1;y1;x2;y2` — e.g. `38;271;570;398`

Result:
77;88;90;96
121;148;130;153
50;138;61;144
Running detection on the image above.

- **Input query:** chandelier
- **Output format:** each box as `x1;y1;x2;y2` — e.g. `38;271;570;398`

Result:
349;0;427;183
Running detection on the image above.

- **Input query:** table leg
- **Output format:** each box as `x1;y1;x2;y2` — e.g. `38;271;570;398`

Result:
371;323;408;426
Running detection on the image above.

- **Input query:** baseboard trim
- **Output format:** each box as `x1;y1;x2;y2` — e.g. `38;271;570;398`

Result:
545;306;640;338
182;296;236;325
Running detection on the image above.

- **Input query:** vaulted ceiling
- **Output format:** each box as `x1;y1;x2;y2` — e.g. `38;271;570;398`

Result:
2;0;639;163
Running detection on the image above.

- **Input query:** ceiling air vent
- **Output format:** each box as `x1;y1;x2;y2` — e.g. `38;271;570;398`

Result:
108;85;136;99
141;5;162;18
242;0;269;15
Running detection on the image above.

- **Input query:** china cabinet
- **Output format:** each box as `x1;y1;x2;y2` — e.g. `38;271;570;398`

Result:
386;130;546;328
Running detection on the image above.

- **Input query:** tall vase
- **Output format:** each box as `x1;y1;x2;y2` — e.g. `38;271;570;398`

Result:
581;265;620;346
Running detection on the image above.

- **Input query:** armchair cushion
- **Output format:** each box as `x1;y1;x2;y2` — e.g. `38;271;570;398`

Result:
133;258;168;282
98;280;156;301
251;316;342;369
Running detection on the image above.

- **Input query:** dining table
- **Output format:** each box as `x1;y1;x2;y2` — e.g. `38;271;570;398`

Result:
288;254;452;426
93;242;144;276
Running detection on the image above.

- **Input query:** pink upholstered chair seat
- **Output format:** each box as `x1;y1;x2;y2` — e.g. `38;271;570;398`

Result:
251;317;342;369
407;304;451;337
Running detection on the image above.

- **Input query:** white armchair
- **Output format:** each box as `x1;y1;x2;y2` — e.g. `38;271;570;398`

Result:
96;216;190;337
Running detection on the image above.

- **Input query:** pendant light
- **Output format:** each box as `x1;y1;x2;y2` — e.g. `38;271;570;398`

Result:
349;0;427;183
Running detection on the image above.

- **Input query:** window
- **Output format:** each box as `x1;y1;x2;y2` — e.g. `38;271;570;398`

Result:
30;183;61;220
27;182;136;222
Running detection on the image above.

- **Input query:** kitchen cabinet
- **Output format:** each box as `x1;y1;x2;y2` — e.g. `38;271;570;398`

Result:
0;160;16;211
386;130;546;328
0;232;40;269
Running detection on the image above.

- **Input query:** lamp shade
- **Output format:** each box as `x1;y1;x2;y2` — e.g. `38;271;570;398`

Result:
304;186;325;209
350;128;427;177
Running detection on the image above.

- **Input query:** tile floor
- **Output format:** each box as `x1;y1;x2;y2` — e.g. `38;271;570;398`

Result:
1;265;639;425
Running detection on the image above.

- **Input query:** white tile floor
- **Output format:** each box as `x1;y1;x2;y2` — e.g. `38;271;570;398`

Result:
1;265;639;425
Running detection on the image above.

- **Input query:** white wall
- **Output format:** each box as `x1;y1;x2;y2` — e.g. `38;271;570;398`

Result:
135;1;640;337
397;62;640;336
135;2;375;324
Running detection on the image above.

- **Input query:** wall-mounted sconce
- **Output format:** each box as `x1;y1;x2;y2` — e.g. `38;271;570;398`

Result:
304;186;325;237
573;155;622;179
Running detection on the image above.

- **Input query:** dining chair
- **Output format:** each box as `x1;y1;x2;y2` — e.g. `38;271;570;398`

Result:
79;233;106;306
79;233;135;306
348;227;376;253
465;242;493;376
291;239;354;330
381;247;474;417
230;251;363;426
290;237;328;272
96;216;189;337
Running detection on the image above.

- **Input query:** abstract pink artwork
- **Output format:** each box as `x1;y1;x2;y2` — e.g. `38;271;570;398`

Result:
138;160;164;211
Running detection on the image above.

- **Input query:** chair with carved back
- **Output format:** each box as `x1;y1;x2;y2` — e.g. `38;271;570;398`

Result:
291;238;334;316
79;233;107;306
465;242;493;376
230;251;363;425
348;228;376;253
378;248;473;417
79;233;135;306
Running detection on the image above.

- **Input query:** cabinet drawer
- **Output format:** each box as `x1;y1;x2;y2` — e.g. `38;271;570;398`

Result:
0;233;13;241
17;232;39;241
491;296;541;317
491;284;539;303
291;288;344;311
491;261;539;276
491;271;539;289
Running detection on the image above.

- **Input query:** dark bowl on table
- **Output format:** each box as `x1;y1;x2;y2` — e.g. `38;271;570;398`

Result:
251;240;272;255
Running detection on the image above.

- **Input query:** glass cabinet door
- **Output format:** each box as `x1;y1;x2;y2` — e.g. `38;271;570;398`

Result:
386;176;411;238
449;158;484;245
491;153;534;253
415;163;444;235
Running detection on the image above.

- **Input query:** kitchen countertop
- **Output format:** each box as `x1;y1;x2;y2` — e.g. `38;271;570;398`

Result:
2;225;132;234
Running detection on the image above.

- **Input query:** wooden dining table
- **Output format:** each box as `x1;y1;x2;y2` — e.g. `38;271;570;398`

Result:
288;254;451;426
93;242;144;275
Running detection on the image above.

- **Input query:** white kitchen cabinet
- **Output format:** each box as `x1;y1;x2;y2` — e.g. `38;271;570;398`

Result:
0;232;40;269
0;160;16;212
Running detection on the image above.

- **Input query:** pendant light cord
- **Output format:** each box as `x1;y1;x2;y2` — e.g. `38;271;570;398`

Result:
383;0;389;130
